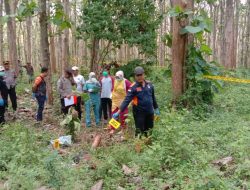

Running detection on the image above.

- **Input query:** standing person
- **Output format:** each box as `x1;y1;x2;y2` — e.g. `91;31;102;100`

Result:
83;72;101;127
3;61;18;115
100;71;114;123
110;71;131;133
23;62;34;84
113;67;159;136
72;66;85;120
32;67;48;122
0;66;8;124
57;69;80;118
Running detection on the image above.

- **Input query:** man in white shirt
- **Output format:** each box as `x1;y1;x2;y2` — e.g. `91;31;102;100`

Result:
100;71;114;123
72;66;85;120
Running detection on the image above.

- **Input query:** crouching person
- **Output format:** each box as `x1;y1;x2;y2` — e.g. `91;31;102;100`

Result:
32;67;48;121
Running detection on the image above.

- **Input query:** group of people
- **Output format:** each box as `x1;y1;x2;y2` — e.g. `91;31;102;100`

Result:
0;61;160;136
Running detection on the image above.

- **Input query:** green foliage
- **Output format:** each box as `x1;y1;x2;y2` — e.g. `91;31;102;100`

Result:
16;1;38;21
77;0;161;56
60;108;81;142
113;59;153;79
49;2;71;31
183;45;223;109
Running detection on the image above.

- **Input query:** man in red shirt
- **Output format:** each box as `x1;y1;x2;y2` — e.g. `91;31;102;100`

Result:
32;67;48;121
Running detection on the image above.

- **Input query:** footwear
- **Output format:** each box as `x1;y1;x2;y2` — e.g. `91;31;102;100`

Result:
103;120;108;124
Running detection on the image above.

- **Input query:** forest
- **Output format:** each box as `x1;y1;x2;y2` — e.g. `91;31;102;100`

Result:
0;0;250;189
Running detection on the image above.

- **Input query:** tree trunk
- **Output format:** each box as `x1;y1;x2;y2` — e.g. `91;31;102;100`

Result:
49;25;57;73
62;0;70;71
171;0;193;103
223;0;235;69
26;16;32;63
0;0;4;64
39;0;53;105
90;37;99;73
4;0;18;74
233;0;239;68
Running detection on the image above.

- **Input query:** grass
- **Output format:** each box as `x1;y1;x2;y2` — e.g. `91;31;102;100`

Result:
0;69;249;189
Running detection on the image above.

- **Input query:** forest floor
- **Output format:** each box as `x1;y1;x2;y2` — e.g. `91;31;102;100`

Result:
0;69;249;190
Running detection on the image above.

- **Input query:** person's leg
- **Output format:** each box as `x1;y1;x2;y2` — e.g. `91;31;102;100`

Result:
60;98;68;115
74;96;82;120
36;95;46;121
107;98;112;119
93;99;100;125
120;108;128;128
0;106;5;124
102;98;108;120
9;87;17;111
144;113;154;136
133;110;145;136
85;100;91;127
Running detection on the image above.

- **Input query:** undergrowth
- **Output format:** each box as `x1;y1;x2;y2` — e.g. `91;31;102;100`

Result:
0;69;249;189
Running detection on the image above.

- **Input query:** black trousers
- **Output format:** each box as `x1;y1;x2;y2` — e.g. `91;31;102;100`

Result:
7;86;17;111
0;105;5;124
133;109;154;136
100;98;112;120
60;96;82;120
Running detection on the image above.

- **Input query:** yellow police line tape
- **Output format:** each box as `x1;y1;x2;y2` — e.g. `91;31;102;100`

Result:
203;75;250;84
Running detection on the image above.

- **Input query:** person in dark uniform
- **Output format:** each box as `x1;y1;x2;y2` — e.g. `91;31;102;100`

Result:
112;66;160;136
0;66;8;124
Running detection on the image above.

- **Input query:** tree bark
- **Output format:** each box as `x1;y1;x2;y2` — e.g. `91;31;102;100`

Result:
244;0;250;67
49;25;57;73
0;0;4;64
171;0;193;103
223;0;235;69
26;16;32;63
90;37;99;73
62;0;70;71
39;0;53;104
4;0;18;74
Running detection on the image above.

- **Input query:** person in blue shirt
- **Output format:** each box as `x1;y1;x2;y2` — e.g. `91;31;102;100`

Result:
83;72;101;127
113;66;159;136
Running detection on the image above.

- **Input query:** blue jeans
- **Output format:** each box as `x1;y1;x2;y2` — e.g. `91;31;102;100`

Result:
36;95;46;121
85;97;100;127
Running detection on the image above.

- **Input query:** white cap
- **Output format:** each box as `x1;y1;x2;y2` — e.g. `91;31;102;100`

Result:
0;66;4;71
72;66;79;71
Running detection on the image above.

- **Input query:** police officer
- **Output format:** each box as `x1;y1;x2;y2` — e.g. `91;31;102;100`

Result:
113;66;160;136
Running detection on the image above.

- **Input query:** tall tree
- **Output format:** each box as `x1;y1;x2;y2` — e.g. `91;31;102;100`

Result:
4;0;18;73
39;0;53;104
223;0;235;69
62;0;70;71
171;0;193;103
0;0;4;64
244;0;250;67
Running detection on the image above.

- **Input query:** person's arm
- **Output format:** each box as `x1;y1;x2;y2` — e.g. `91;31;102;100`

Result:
125;79;132;92
152;85;158;109
117;87;136;114
57;78;64;97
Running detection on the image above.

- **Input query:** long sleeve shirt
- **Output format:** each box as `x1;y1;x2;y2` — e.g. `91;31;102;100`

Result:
120;80;158;114
57;77;74;98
